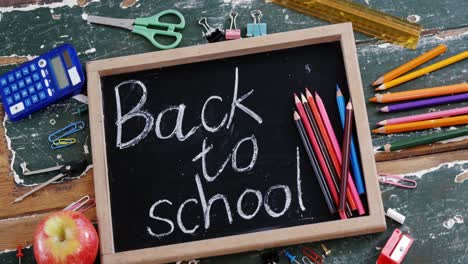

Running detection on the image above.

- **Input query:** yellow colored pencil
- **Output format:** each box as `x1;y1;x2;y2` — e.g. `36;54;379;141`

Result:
369;83;468;103
372;44;447;86
376;51;468;91
372;114;468;134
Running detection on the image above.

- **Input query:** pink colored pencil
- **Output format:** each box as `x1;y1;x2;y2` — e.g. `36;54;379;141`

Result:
294;94;346;219
314;92;365;215
378;106;468;126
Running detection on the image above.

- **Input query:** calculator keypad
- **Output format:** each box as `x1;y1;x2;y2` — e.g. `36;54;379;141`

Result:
0;60;52;117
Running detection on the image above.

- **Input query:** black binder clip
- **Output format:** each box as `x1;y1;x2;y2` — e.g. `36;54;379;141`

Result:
198;17;224;43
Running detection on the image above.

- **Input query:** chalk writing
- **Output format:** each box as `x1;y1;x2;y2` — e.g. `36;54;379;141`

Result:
113;67;305;239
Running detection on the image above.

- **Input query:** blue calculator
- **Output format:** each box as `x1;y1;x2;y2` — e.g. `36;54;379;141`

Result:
0;44;85;121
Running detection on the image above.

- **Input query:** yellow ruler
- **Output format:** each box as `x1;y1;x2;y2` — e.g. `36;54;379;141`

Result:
272;0;422;49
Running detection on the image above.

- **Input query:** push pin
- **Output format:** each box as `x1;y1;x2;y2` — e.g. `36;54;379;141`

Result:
226;11;241;40
16;246;24;264
247;10;267;37
198;17;224;43
320;244;331;257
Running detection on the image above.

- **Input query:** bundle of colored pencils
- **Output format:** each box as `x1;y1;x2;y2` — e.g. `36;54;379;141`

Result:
293;89;365;220
369;44;468;151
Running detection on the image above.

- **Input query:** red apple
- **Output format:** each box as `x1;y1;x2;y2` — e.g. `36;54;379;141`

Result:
34;210;99;264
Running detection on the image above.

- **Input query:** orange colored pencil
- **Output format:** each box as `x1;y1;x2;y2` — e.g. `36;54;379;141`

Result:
372;44;447;86
372;114;468;134
369;83;468;103
303;90;357;211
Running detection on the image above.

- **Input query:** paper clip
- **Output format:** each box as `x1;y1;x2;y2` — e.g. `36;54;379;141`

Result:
300;246;323;264
51;138;77;150
64;195;96;213
48;121;85;142
378;173;417;189
72;105;88;115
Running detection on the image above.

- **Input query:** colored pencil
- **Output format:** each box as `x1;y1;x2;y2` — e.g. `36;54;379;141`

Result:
379;93;468;112
302;93;356;213
378;126;468;151
294;94;346;219
294;111;336;213
376;51;468;91
372;44;447;86
370;83;468;103
315;92;365;215
372;114;468;134
339;102;353;218
336;86;365;195
378;106;468;126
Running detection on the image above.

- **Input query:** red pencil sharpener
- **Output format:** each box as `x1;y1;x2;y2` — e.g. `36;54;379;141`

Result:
377;229;413;264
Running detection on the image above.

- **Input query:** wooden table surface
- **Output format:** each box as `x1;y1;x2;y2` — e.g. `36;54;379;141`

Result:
0;0;466;263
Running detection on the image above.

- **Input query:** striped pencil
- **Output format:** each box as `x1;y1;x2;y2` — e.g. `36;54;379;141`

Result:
378;106;468;126
370;83;468;103
294;111;336;213
336;86;365;195
339;102;354;219
372;114;468;134
302;93;356;213
315;92;365;215
294;94;346;219
379;93;468;113
372;44;447;86
378;126;468;151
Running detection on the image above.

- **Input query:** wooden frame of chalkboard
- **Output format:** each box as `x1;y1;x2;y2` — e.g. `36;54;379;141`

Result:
87;23;385;264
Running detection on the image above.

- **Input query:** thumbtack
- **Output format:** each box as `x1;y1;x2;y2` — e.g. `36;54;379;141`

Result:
320;244;331;257
226;11;241;40
247;10;267;37
198;17;224;43
16;246;24;264
283;249;301;264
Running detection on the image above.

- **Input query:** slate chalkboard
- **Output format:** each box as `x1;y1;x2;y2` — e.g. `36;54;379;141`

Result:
88;25;385;264
100;41;365;252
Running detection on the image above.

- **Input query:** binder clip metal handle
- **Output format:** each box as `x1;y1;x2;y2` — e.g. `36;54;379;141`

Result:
226;11;241;40
247;10;267;37
198;17;224;43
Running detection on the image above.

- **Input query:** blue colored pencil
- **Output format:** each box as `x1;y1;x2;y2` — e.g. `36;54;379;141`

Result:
336;85;365;194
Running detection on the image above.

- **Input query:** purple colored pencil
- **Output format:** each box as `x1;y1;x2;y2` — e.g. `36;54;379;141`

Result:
380;93;468;113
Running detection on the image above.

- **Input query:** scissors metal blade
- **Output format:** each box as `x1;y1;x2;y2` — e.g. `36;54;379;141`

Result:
87;15;135;31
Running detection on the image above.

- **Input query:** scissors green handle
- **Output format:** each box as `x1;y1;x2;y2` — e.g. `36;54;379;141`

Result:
133;10;185;50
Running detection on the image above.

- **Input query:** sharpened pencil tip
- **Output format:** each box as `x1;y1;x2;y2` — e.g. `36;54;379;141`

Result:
305;88;312;97
346;101;353;109
369;97;377;103
336;87;342;96
373;76;384;86
294;111;300;120
301;93;307;103
376;84;386;90
378;120;387;126
380;106;389;113
372;127;384;134
294;93;300;104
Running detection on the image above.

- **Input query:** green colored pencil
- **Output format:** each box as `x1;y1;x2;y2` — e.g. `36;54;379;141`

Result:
379;126;468;152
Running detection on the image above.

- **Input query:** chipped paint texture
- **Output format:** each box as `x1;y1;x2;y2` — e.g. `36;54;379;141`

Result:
0;0;99;13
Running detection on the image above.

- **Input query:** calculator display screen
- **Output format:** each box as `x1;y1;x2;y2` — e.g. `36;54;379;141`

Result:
51;56;69;89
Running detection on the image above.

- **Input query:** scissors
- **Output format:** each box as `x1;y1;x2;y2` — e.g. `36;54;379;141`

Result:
86;10;185;50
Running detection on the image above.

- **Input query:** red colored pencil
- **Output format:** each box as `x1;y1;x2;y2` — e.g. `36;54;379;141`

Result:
304;91;357;211
339;101;354;219
315;92;365;215
294;94;346;219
